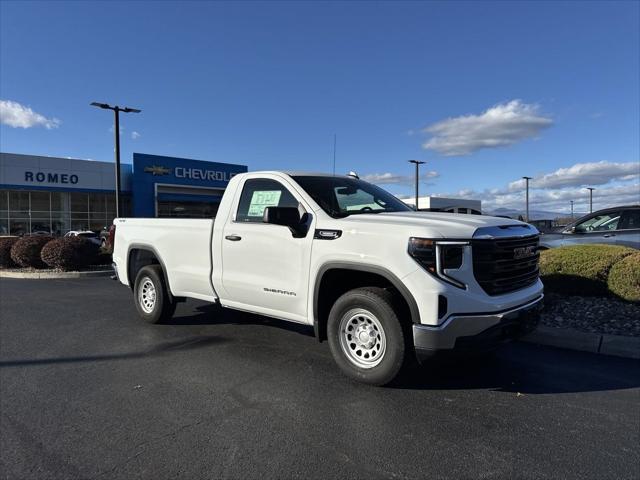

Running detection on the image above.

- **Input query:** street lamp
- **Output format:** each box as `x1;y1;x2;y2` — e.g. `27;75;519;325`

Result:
408;160;426;210
586;187;595;213
91;102;141;217
522;176;532;222
570;200;574;220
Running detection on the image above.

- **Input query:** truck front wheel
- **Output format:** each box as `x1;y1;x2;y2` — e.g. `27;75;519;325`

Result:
327;287;408;386
134;265;176;324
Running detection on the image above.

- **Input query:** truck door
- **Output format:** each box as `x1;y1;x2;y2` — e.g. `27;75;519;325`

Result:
220;177;314;321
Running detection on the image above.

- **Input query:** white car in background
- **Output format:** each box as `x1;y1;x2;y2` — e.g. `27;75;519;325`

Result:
64;230;102;246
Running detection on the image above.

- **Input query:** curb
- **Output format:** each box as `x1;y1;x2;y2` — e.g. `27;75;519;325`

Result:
0;269;113;279
522;325;640;360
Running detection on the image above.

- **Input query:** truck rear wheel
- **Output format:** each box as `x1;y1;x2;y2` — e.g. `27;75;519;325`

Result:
327;287;408;386
134;265;176;324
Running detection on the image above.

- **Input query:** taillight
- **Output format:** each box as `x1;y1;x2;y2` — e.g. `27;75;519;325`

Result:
108;224;116;250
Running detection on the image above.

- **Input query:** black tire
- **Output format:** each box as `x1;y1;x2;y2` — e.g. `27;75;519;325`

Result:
133;265;176;324
327;287;408;386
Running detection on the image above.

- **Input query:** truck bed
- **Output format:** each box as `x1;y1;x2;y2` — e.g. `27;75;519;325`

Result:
113;218;217;301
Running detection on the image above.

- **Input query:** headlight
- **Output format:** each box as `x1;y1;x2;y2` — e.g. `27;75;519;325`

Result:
408;237;467;289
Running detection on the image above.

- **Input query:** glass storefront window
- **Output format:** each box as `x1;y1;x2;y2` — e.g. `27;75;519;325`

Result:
9;191;30;216
31;217;51;234
9;219;29;236
70;217;89;231
30;191;50;213
52;215;69;236
51;192;66;211
70;193;88;214
0;190;121;236
0;191;8;216
89;193;106;214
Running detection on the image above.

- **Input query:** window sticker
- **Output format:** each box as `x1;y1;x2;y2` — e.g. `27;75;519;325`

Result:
247;190;282;217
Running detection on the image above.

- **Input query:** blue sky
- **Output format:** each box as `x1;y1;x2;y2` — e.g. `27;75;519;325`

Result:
1;1;638;213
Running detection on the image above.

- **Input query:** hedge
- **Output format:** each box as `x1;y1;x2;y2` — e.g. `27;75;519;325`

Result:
10;235;55;269
608;253;640;303
41;236;99;271
0;237;19;268
540;244;636;296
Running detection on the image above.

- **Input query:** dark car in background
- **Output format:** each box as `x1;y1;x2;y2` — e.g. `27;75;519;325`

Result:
539;205;640;249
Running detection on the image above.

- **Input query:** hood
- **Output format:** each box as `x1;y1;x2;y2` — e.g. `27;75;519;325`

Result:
337;211;537;239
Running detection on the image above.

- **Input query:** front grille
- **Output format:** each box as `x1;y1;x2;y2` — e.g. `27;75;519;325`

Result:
472;235;540;295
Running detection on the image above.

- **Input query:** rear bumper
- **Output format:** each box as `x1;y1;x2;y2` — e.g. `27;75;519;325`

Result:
413;294;543;362
111;262;120;281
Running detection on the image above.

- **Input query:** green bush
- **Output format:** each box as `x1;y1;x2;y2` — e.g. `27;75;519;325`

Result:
41;236;99;271
540;244;636;296
10;235;55;269
607;253;640;303
0;237;20;268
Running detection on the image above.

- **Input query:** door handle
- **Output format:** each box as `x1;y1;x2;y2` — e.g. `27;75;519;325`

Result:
225;235;242;241
603;234;616;238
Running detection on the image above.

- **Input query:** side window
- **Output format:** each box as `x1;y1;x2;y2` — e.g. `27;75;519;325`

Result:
575;211;622;232
621;210;640;230
236;178;300;223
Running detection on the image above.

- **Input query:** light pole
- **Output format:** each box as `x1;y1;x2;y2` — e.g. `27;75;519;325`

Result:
586;187;595;213
91;102;141;217
523;176;532;222
570;200;574;220
408;160;426;210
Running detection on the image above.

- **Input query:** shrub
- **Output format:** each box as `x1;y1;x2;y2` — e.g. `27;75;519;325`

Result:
540;244;636;296
41;236;99;271
93;251;113;266
10;235;54;269
0;237;20;268
608;253;640;303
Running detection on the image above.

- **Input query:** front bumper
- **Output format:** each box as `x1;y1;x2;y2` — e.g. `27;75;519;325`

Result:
413;294;543;362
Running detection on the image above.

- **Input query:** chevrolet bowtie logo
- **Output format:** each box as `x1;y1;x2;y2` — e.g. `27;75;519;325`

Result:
144;165;172;176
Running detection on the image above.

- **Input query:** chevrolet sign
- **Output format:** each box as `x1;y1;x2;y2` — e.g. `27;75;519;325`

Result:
144;165;172;176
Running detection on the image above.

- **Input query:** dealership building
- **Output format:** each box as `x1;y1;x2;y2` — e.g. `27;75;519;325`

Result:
0;152;247;235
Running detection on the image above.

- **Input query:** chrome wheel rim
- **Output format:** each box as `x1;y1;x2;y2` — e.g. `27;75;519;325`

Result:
338;308;386;369
138;277;156;313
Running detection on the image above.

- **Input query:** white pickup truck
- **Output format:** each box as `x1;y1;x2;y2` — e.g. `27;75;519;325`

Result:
112;171;543;385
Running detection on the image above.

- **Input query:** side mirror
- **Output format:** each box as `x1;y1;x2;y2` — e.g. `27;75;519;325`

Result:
263;206;308;237
564;226;576;234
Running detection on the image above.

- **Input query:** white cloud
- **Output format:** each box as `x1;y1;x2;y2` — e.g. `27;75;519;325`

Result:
131;131;141;140
422;100;553;156
508;161;639;191
0;100;60;129
362;170;439;185
430;160;639;214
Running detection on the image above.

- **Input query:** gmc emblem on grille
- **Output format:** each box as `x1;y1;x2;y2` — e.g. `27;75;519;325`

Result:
514;246;536;259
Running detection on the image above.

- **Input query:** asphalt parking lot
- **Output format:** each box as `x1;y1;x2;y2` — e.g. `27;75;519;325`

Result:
1;278;639;480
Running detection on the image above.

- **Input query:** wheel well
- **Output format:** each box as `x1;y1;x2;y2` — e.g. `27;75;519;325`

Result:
127;248;162;290
314;268;413;342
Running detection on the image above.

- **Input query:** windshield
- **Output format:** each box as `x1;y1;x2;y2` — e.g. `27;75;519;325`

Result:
292;176;412;218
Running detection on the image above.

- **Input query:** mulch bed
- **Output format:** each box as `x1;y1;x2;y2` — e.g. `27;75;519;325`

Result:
541;293;640;337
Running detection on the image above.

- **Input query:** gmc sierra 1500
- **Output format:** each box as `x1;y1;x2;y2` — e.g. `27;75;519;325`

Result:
112;171;543;385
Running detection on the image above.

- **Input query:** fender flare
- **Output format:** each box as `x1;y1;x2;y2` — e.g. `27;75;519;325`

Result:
312;262;421;340
126;243;174;300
